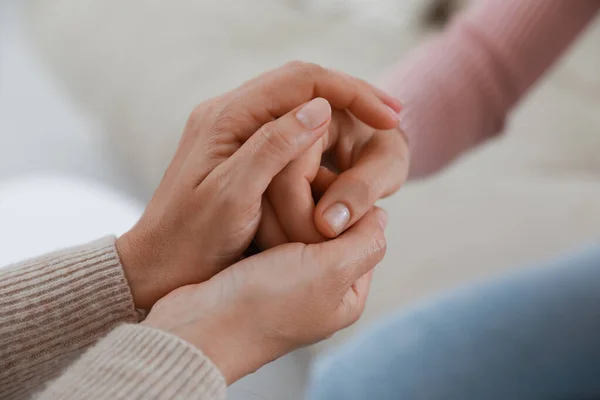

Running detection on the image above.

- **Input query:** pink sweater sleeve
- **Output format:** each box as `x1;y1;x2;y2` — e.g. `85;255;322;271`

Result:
382;0;600;178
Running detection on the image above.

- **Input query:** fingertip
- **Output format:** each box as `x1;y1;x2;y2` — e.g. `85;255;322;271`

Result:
371;83;403;112
314;198;335;238
296;97;332;130
317;202;351;239
381;106;400;129
294;98;332;153
315;214;339;239
366;104;399;131
367;94;400;130
387;97;403;113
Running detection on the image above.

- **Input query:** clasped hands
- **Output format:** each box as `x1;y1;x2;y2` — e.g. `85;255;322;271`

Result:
115;62;409;383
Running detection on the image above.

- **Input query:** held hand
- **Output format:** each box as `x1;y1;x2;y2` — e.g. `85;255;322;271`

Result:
116;62;400;309
143;207;388;384
256;109;410;249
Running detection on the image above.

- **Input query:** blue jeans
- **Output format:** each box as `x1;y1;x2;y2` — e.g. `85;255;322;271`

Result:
308;245;600;400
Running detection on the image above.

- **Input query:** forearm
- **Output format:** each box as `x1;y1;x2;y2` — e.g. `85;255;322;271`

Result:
382;0;600;178
37;324;226;400
0;237;140;399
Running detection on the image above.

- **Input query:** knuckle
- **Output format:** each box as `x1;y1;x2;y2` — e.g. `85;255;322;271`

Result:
370;229;388;259
345;174;381;208
303;62;325;77
185;105;210;137
189;105;204;123
331;260;356;287
199;94;248;137
211;103;239;132
285;60;325;80
189;96;223;125
285;60;306;71
258;121;295;158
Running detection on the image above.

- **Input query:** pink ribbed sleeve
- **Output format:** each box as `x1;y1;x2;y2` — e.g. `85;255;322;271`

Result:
381;0;600;178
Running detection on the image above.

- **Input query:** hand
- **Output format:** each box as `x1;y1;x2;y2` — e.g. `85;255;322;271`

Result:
143;207;388;384
116;62;400;309
257;108;410;248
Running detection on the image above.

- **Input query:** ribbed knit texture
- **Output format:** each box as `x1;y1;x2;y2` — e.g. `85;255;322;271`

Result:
0;237;227;399
37;324;227;400
381;0;600;178
0;237;141;399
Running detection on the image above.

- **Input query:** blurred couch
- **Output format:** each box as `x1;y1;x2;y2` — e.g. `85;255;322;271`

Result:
23;0;600;360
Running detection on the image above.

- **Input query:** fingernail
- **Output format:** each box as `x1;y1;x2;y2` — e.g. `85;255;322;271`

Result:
386;105;399;122
296;98;331;130
323;203;350;235
377;209;388;230
389;98;403;112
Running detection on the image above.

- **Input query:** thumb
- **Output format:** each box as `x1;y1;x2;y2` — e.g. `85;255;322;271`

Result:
311;207;388;288
217;98;332;198
314;129;408;238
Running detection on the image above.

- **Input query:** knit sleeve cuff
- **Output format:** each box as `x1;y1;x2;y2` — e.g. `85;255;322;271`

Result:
40;324;227;400
0;236;141;398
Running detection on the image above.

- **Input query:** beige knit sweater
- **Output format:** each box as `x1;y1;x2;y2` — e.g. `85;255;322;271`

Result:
0;237;226;400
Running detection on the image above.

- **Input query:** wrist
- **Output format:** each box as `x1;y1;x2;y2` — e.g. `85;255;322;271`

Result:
144;297;274;384
172;321;258;384
116;231;156;309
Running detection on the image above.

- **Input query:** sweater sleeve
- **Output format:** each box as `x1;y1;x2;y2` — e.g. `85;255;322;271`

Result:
36;324;227;400
0;237;141;399
381;0;600;178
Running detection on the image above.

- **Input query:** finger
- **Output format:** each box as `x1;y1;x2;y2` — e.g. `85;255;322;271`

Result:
338;269;375;330
373;87;403;113
228;62;399;138
180;65;399;187
213;98;331;199
314;129;409;238
312;167;338;200
255;196;289;250
330;68;403;113
265;163;336;245
310;207;388;286
266;143;325;245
